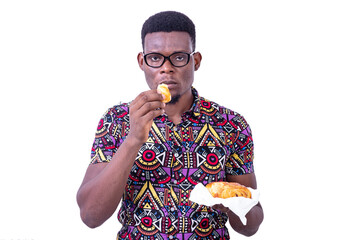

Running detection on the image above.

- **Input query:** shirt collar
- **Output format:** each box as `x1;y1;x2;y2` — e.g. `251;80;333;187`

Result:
154;87;202;122
186;87;201;119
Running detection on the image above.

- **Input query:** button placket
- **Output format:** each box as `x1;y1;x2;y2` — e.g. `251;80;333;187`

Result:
169;123;182;184
167;119;189;238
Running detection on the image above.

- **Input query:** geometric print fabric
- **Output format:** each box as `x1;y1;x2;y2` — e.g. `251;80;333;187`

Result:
90;88;254;240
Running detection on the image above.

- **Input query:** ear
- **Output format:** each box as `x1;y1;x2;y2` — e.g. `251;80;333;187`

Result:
137;52;145;71
193;52;202;71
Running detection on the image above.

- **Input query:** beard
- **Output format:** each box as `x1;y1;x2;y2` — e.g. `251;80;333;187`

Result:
167;94;180;105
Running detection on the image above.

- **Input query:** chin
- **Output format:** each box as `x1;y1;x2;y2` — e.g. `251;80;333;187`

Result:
167;95;180;105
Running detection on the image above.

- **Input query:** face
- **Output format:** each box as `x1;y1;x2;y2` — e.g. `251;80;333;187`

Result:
138;31;201;104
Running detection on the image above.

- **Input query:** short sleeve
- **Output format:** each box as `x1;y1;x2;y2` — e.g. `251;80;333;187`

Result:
225;114;254;175
90;105;128;164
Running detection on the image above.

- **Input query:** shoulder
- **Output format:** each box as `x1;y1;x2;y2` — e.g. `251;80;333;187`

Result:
95;102;130;133
198;96;250;133
103;102;130;117
101;102;130;122
92;102;131;146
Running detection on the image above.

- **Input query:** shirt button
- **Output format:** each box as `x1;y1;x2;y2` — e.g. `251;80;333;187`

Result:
174;180;177;184
169;236;174;239
171;207;175;211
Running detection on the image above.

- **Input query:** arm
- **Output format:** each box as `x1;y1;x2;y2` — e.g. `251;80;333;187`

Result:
212;173;264;236
223;115;263;236
226;173;264;236
76;90;165;228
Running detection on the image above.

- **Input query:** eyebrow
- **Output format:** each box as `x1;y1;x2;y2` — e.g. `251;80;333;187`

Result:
144;50;191;54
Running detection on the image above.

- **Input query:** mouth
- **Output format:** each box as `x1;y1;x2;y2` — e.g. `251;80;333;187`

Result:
159;80;177;89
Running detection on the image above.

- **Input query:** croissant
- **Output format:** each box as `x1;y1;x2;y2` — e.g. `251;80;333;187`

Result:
157;84;171;103
206;182;252;199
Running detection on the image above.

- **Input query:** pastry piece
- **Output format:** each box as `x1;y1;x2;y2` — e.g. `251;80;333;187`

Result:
157;84;171;103
206;182;252;199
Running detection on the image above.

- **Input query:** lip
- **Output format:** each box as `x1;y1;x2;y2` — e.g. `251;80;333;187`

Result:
159;80;177;88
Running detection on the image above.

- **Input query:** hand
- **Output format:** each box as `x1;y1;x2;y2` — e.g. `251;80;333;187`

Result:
212;203;231;214
127;90;165;144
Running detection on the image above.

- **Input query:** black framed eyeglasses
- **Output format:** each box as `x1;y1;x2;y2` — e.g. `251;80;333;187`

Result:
143;51;195;68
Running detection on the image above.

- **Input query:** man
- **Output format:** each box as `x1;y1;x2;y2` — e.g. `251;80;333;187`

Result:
77;11;264;239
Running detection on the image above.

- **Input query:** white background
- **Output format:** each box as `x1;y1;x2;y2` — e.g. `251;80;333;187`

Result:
1;0;359;239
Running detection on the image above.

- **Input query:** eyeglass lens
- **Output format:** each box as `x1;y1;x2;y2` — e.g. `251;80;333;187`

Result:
145;52;190;67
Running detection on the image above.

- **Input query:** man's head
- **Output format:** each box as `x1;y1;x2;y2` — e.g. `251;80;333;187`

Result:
138;11;202;106
141;11;196;52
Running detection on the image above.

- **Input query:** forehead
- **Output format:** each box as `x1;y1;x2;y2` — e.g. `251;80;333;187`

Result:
144;31;192;53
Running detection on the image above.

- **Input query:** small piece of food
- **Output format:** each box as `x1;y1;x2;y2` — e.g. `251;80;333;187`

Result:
157;84;171;103
206;182;252;199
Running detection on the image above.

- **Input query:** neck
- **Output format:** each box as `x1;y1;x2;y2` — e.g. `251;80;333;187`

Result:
164;89;194;125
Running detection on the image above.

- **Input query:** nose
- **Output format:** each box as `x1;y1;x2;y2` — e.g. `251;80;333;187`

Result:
160;58;175;74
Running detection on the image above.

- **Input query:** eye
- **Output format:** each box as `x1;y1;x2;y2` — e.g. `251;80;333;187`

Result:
173;54;186;62
147;54;162;62
150;56;160;61
175;56;184;61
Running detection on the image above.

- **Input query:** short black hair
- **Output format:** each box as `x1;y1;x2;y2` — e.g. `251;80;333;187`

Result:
141;11;196;51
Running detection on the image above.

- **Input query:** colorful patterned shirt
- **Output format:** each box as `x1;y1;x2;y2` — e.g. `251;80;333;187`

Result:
90;88;254;240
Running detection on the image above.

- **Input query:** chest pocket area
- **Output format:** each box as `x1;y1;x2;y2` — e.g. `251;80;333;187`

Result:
189;146;229;186
131;142;172;183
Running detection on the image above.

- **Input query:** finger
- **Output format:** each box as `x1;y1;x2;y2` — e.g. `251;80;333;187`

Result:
212;204;223;209
135;101;166;118
141;108;165;122
130;96;164;115
132;90;164;108
212;204;230;213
